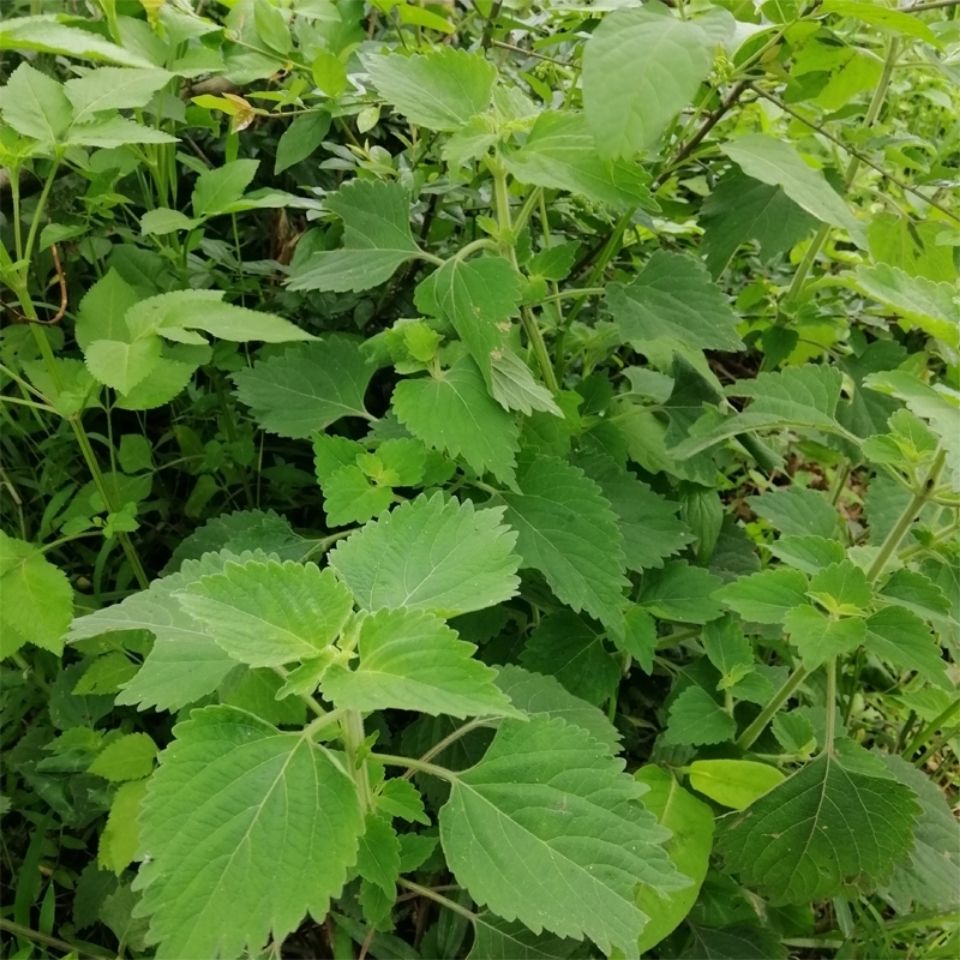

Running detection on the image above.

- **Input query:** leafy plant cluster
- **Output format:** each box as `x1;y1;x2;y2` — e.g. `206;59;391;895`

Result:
1;1;959;958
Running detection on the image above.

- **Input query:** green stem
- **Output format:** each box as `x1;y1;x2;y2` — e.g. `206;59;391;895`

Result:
0;918;112;960
401;717;493;780
371;752;457;782
784;37;899;305
736;663;810;751
342;711;373;812
396;879;478;922
911;721;960;768
866;449;946;582
904;698;960;759
824;657;838;754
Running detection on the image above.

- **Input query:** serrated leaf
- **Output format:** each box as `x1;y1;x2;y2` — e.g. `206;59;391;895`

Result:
0;62;72;144
84;337;162;394
583;3;715;158
323;609;516;718
439;716;684;956
768;535;845;574
0;16;156;67
176;558;353;668
700;171;816;275
634;766;714;954
136;706;363;959
330;492;520;617
719;746;920;904
0;531;73;657
365;48;496;131
376;778;429;826
717;568;809;624
192;159;259;217
498;457;628;630
879;753;960;912
520;612;620;707
721;134;860;234
288;180;422;292
99;780;147;875
639;560;724;624
493;664;621;752
68;552;263;712
356;814;401;898
880;569;952;624
808;560;872;614
687;760;785;811
393;358;520;484
468;916;581;960
784;605;866;670
322;465;395;526
662;686;735;746
64;66;171;121
89;734;157;782
864;606;950;689
232;338;376;438
608;252;743;352
701;616;754;689
503;110;654;208
748;487;839;539
65;116;177;147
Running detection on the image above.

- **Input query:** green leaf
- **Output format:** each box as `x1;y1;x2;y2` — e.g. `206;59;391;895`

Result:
192;159;260;217
854;263;959;349
330;492;520;618
699;171;816;275
719;746;920;904
64;67;171;121
0;16;156;67
498;457;628;630
748;487;839;539
821;0;939;44
0;63;72;143
468;916;581;960
686;760;785;810
503;111;655;208
783;605;866;670
717;568;809;624
140;208;201;236
493;664;621;753
375;778;429;826
75;270;142;350
0;531;73;657
65;116;178;147
721;134;860;235
275;112;331;174
634;766;714;955
701;617;754;690
767;535;845;574
393;358;520;484
583;2;715;158
89;734;157;782
176;558;353;667
99;780;148;876
639;561;724;624
136;705;363;959
364;48;496;131
864;606;951;689
520;612;620;707
288;180;422;292
808;560;872;615
608;252;743;352
879;569;952;626
439;716;685;955
356;814;401;900
68;552;259;712
673;365;846;458
662;686;735;746
323;608;516;718
879;753;960;912
84;337;163;394
232;338;376;438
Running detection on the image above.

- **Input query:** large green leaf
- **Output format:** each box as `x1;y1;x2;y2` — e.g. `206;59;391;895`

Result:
364;48;497;131
0;62;73;144
700;171;816;276
289;180;423;292
0;531;73;657
439;716;685;956
498;457;628;631
864;605;951;689
0;16;157;67
322;608;516;718
392;358;520;484
232;338;376;438
503;111;655;208
638;561;724;624
176;559;354;667
583;2;716;157
329;493;520;617
136;706;363;959
634;766;714;954
64;67;172;122
719;746;919;904
717;568;809;624
721;135;860;235
662;686;735;746
608;251;743;352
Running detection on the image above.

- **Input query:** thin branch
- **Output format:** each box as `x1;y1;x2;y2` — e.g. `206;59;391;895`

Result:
902;0;960;11
748;83;960;224
490;39;572;68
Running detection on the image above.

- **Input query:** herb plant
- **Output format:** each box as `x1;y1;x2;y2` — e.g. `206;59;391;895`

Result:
1;1;959;958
